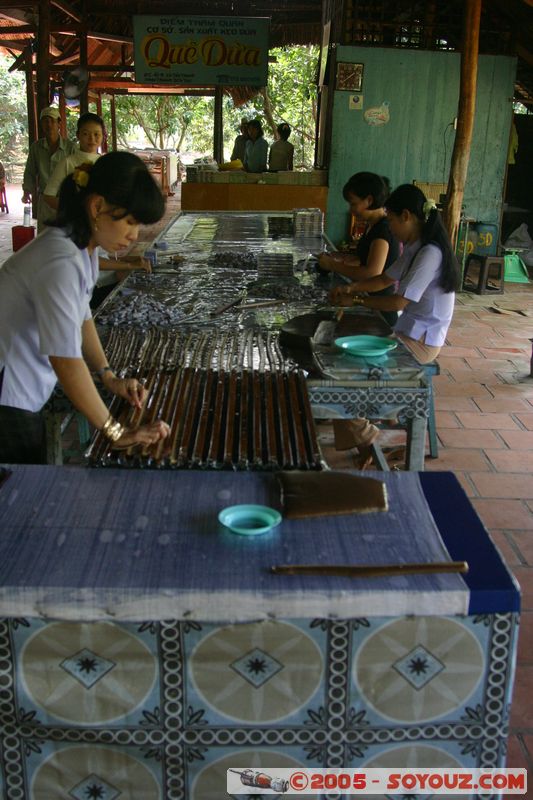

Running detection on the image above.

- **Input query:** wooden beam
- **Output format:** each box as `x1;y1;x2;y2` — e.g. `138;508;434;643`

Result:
79;4;88;114
109;91;117;151
7;48;27;71
443;0;482;247
58;91;67;137
0;24;35;33
51;27;133;44
213;86;223;163
50;0;81;22
0;39;26;49
24;46;37;145
89;78;215;92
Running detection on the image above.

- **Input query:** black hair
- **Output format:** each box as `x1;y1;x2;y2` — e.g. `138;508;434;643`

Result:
51;151;165;249
248;119;264;137
342;172;390;209
277;122;291;140
385;184;460;293
76;112;105;135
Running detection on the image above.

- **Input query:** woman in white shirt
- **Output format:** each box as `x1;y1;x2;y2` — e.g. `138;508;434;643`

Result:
43;112;105;212
330;183;460;362
0;152;170;463
329;184;460;464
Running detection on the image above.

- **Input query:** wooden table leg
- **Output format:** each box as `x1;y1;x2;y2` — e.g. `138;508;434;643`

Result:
405;417;427;471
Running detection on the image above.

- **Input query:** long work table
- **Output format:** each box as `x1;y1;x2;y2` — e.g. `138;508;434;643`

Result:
45;211;436;470
0;465;520;799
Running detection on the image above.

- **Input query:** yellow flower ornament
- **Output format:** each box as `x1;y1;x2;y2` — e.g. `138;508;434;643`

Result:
72;162;93;189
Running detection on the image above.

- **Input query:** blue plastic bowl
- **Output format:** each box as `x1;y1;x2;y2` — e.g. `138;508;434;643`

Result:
218;504;282;536
335;335;398;358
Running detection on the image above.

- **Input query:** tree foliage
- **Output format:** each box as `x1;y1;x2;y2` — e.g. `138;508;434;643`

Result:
0;55;30;177
108;45;319;167
0;45;320;174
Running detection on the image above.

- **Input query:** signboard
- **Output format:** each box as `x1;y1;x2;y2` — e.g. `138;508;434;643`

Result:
133;15;270;87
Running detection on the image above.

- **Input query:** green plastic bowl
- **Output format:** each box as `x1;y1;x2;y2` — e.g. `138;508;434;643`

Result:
218;504;282;536
335;335;398;358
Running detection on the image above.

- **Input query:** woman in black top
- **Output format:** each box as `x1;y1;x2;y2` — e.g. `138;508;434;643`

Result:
318;172;399;326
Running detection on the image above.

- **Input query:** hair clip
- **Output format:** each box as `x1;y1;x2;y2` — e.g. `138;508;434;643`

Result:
423;199;437;220
72;162;94;189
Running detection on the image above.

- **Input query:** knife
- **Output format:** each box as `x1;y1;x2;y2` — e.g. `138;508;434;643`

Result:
270;561;469;578
209;292;246;317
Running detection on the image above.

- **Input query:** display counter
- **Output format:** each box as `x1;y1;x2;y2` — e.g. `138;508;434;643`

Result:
0;465;520;799
182;169;328;213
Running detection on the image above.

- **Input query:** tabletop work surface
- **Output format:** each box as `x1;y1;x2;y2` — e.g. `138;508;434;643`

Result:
0;466;519;621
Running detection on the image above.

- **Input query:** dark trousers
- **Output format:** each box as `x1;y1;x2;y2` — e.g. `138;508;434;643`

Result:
0;401;47;464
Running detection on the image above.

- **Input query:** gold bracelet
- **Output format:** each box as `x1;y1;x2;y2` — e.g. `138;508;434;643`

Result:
102;414;125;442
352;295;365;306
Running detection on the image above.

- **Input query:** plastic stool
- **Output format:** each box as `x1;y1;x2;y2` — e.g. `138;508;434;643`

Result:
0;185;8;213
462;254;505;294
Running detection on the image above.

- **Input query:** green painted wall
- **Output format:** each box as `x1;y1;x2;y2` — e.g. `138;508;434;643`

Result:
326;47;516;245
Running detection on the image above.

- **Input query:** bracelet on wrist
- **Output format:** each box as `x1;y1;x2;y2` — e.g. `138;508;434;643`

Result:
101;414;125;443
352;295;365;306
95;365;114;380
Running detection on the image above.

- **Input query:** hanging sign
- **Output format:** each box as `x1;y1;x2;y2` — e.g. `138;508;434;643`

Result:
133;15;270;87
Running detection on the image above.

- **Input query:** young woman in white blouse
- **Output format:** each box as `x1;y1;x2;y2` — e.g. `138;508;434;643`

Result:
0;152;170;463
329;183;460;464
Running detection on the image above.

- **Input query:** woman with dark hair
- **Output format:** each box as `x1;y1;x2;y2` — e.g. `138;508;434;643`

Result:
319;172;399;327
328;183;460;465
0;152;170;464
43;112;106;212
330;183;460;363
244;119;268;173
268;122;294;171
44;114;151;304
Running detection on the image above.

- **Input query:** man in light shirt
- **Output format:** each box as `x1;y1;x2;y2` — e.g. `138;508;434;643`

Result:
22;106;77;232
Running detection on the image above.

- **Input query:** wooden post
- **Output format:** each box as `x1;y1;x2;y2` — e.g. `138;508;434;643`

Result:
59;91;67;138
443;0;482;247
36;0;51;117
24;46;38;145
213;86;223;163
79;4;89;115
110;92;117;151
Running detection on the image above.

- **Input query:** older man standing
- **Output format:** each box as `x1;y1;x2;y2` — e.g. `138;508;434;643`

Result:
22;106;77;232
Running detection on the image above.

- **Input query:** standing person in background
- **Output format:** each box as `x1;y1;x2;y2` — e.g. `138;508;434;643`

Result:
0;152;170;465
243;119;268;173
22;106;77;232
318;172;399;327
268;122;294;171
43;114;152;306
43;112;105;214
230;118;249;163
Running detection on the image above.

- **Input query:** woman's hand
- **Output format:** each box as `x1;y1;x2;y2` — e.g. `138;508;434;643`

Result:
125;256;152;273
103;375;147;409
329;285;356;305
318;253;343;272
114;420;171;450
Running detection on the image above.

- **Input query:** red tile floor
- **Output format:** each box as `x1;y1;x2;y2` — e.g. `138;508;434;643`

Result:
321;284;533;790
1;186;532;787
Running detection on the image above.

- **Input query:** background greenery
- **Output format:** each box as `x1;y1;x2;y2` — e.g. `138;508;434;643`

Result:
0;45;318;180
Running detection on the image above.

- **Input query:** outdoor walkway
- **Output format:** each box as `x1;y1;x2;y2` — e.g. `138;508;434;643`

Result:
1;185;532;784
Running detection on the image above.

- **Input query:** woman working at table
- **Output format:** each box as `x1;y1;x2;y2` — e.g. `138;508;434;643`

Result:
318;172;399;327
329;183;460;462
0;152;170;464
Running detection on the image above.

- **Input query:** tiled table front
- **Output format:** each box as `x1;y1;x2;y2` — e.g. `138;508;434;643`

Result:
0;467;520;799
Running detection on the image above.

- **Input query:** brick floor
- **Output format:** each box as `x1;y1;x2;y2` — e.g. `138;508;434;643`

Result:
2;184;533;771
